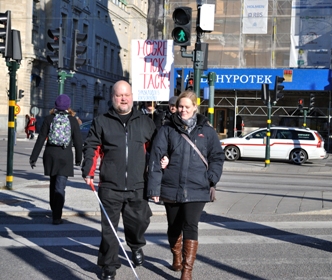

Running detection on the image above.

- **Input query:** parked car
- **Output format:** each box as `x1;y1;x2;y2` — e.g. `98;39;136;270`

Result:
79;120;92;141
220;126;327;164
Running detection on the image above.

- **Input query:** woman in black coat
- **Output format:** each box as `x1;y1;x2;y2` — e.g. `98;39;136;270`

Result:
30;94;82;225
147;91;225;280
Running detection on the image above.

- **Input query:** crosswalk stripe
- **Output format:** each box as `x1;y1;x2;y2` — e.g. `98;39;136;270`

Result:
1;221;331;248
2;233;331;248
2;221;332;233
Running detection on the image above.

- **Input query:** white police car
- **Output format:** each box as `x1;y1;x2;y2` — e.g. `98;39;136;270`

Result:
220;126;327;164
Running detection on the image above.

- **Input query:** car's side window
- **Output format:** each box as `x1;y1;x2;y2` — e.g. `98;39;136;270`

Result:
296;131;315;140
251;130;266;138
276;130;293;139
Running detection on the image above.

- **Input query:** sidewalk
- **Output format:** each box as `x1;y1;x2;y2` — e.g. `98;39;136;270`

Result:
1;131;332;218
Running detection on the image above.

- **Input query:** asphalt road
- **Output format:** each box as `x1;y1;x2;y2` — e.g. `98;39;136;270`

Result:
1;135;332;279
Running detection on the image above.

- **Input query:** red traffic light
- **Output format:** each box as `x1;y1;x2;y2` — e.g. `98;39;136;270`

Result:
298;98;304;109
185;77;194;90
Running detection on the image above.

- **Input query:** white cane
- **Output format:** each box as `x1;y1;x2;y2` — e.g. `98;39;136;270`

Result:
89;182;140;280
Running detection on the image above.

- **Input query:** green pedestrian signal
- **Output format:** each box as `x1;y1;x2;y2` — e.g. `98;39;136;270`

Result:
172;7;192;47
173;28;188;43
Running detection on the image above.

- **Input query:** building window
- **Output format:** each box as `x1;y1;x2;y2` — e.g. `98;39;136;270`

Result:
95;42;100;68
71;83;77;109
117;51;121;74
102;84;107;99
82;85;87;112
111;49;115;73
104;45;107;71
95;82;100;96
73;19;78;33
83;24;88;34
61;13;67;37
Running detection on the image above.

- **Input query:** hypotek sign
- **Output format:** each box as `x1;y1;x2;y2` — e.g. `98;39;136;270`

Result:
176;68;332;91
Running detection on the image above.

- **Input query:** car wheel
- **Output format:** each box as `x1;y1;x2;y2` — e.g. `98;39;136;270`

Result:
224;146;240;161
290;149;307;165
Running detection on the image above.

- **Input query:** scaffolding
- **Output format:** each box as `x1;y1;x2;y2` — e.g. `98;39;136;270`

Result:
148;0;294;69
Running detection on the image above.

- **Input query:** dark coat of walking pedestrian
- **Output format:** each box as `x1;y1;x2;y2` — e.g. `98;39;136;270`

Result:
140;101;166;130
147;90;225;280
163;95;178;124
81;80;157;280
29;94;82;225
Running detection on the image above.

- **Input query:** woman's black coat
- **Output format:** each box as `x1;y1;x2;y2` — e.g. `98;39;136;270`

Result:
147;113;225;203
30;113;83;177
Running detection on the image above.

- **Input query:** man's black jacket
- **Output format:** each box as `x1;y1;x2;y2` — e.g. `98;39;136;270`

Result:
82;107;156;191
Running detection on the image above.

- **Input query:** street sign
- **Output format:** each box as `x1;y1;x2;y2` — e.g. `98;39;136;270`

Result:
31;106;39;116
14;104;20;115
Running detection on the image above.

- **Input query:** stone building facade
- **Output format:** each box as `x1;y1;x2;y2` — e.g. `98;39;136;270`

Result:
0;0;148;132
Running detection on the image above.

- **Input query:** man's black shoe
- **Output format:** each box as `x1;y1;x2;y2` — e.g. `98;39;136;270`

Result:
52;219;63;225
132;248;144;266
101;266;115;280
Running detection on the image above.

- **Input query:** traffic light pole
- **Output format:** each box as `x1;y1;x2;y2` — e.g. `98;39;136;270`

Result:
302;109;307;127
265;99;272;167
58;70;74;95
180;45;205;106
261;84;271;168
194;66;201;104
6;60;19;190
208;72;216;125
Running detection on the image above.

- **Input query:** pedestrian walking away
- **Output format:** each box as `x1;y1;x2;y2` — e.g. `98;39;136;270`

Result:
81;80;157;280
27;114;37;139
147;90;225;280
29;94;83;225
24;114;30;139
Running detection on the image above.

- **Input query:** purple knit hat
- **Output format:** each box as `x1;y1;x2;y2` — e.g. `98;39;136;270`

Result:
55;94;71;111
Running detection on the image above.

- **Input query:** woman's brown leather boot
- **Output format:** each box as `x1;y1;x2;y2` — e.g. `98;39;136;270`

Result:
168;235;183;271
181;239;198;280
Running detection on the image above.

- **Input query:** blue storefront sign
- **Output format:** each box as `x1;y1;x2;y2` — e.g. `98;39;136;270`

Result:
176;68;332;91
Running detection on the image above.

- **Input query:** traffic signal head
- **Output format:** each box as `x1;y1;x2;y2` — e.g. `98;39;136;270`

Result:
176;69;184;95
70;29;87;71
185;72;194;90
12;30;22;62
309;93;315;112
47;27;64;69
261;83;269;104
298;98;304;110
273;76;285;103
172;7;192;47
18;89;24;100
0;10;12;59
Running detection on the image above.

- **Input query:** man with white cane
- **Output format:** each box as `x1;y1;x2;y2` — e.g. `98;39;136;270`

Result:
82;80;156;280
